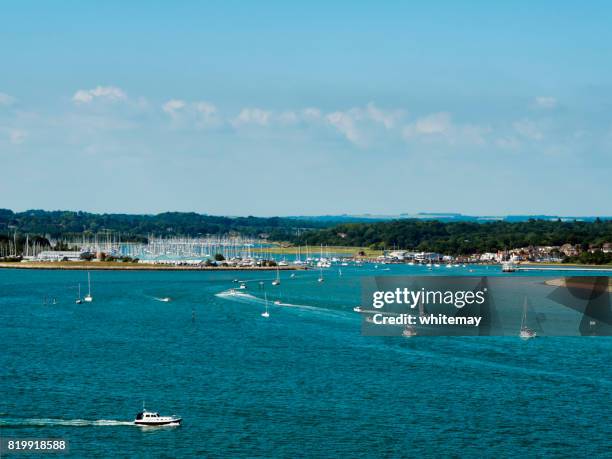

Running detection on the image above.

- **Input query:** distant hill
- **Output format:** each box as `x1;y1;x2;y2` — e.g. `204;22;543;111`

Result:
288;218;612;256
0;209;332;240
289;213;612;223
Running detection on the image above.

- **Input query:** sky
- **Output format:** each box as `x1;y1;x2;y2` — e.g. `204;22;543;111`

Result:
0;0;611;216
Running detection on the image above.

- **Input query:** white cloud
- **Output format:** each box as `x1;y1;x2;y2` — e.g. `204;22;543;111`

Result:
513;119;543;140
365;103;401;129
162;99;219;128
9;129;27;144
326;111;361;145
0;92;16;106
403;112;452;139
302;107;322;120
162;99;186;116
402;112;489;146
194;101;216;117
323;103;404;145
277;111;299;125
495;136;520;149
73;86;127;104
232;108;272;127
533;96;557;109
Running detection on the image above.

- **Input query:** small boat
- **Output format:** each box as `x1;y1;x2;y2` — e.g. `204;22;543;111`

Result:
290;273;295;278
75;283;83;304
154;297;171;302
353;306;363;313
502;261;517;273
84;272;93;302
134;405;181;426
238;282;247;290
274;300;281;305
402;326;417;338
272;266;281;286
519;297;536;340
262;293;270;318
318;266;324;283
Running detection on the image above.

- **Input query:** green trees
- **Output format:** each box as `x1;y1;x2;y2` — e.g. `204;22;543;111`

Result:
291;219;612;256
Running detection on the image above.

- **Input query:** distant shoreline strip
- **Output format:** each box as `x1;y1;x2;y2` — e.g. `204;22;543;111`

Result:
0;263;303;271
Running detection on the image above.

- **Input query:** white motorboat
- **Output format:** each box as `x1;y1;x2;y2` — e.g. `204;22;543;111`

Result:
353;306;363;312
134;408;182;426
502;261;517;272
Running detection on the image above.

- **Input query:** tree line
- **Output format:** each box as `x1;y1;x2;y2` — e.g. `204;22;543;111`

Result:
287;219;612;255
0;209;330;240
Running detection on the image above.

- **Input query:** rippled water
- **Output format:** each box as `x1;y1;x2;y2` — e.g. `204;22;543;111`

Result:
1;265;610;457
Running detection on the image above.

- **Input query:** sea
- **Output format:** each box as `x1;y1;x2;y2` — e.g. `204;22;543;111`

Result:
1;264;610;457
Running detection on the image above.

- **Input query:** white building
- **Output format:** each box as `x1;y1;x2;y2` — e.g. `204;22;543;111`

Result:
36;251;83;261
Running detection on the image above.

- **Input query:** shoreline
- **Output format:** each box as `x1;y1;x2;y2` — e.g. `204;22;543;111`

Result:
0;262;304;271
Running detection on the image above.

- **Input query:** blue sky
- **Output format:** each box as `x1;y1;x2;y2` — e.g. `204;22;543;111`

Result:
1;1;611;216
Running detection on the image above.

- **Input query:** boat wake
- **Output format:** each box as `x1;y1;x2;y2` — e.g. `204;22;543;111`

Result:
215;289;349;318
0;418;134;427
153;297;171;302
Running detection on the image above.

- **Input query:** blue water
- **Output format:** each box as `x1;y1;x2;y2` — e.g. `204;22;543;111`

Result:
1;265;611;457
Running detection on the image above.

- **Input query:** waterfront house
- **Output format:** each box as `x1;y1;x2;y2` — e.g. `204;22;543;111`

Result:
560;243;581;257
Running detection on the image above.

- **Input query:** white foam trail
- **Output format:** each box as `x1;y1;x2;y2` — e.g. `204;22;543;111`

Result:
153;297;171;302
216;289;350;319
0;418;134;427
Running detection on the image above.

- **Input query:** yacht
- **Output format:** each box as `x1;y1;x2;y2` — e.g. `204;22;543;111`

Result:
519;297;536;340
272;266;281;286
134;408;182;426
84;272;93;302
75;283;82;304
262;292;270;318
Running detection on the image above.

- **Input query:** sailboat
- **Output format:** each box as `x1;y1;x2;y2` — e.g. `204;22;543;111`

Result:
272;266;280;286
519;297;536;340
403;296;424;338
75;283;83;304
318;266;324;283
261;292;270;318
84;272;93;302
